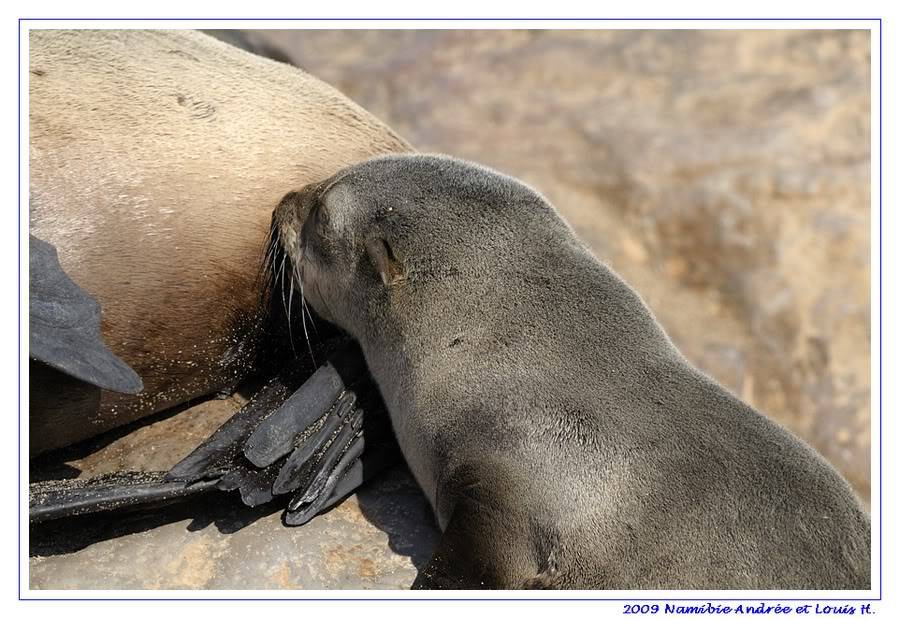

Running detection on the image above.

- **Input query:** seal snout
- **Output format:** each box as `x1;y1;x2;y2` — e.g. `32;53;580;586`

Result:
276;183;324;222
277;190;302;208
275;185;317;238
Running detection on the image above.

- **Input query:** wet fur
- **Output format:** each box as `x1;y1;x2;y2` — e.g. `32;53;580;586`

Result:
276;154;871;590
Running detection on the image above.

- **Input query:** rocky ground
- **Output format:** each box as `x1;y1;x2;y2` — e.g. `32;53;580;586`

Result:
30;29;871;590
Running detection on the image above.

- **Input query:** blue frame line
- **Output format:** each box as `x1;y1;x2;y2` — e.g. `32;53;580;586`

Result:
16;17;883;20
878;18;883;600
17;17;883;603
17;17;22;604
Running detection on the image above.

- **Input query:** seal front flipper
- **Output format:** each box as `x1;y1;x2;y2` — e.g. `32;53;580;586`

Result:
413;490;547;590
164;362;309;486
29;235;142;394
412;499;495;590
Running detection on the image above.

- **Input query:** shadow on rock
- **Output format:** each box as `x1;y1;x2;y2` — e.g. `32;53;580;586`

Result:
354;463;441;573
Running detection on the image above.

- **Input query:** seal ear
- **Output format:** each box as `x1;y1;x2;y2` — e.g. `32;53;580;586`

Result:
364;237;405;286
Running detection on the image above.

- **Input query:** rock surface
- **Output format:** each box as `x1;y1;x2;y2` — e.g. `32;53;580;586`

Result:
30;465;437;589
30;393;440;590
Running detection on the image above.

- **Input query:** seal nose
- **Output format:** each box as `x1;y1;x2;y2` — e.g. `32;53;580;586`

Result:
277;183;330;233
278;191;302;209
276;190;312;228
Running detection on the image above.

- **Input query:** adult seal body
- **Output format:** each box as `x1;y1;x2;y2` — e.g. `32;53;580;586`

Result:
273;154;871;589
29;29;410;454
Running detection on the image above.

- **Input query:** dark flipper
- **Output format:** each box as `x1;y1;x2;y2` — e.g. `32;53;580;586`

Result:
164;364;310;484
285;436;397;526
271;391;358;495
30;341;399;526
243;345;366;468
167;340;398;523
29;235;142;394
29;472;217;523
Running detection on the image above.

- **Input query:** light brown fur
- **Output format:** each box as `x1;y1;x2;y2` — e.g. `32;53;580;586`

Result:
29;30;410;454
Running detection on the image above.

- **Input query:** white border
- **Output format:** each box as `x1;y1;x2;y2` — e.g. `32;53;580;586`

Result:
15;17;883;606
21;18;879;29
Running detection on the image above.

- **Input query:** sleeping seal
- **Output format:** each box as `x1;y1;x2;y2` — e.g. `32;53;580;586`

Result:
272;154;870;589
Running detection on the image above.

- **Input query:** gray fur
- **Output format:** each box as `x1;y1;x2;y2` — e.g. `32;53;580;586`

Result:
276;153;871;590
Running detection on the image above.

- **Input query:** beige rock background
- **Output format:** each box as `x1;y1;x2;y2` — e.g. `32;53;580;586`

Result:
248;28;872;501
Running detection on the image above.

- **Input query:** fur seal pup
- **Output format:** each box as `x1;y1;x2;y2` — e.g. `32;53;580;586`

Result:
272;154;871;589
29;29;410;455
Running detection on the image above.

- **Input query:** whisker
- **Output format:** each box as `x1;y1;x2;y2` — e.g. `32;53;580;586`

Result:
279;254;298;358
294;275;316;365
295;263;320;341
254;220;281;325
263;234;276;271
276;254;287;315
287;273;298;359
276;252;286;293
303;298;320;340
